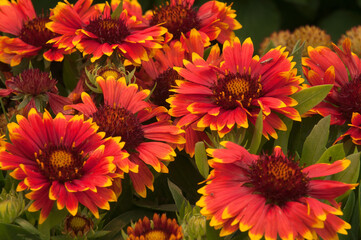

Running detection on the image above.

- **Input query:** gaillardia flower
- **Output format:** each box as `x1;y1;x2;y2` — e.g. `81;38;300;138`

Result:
64;214;94;237
168;37;302;139
303;38;361;125
338;26;361;58
0;68;71;114
147;0;241;43
0;109;128;223
66;76;185;197
0;0;69;66
197;142;356;239
127;213;183;240
47;0;166;64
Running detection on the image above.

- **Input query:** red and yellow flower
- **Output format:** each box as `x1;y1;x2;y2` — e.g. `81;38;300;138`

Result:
335;112;361;145
146;0;241;43
127;213;183;240
303;38;361;125
66;76;185;197
47;0;166;64
0;109;129;223
0;0;70;66
197;141;356;239
168;37;302;139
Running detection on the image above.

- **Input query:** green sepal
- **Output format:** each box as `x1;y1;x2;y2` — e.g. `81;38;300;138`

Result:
194;141;209;179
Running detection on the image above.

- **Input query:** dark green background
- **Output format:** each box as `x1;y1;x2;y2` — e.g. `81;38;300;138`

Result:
33;0;361;52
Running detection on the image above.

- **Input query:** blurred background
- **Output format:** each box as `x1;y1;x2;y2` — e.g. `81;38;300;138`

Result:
32;0;361;53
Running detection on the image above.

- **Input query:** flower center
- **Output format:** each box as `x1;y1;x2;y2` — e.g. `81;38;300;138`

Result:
98;67;124;80
11;69;57;95
92;105;144;151
36;145;85;182
335;77;361;120
19;17;58;48
69;216;88;232
144;230;168;240
212;73;262;110
150;1;199;40
85;18;130;44
247;153;309;206
153;68;180;107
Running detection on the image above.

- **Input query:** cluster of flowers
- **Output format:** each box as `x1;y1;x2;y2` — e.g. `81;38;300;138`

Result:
0;0;359;239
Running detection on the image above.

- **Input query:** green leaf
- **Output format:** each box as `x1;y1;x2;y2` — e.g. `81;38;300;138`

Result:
333;152;360;184
291;40;305;81
341;191;355;223
317;143;345;164
88;230;112;239
194;141;209;179
38;208;68;240
249;110;263;154
111;0;123;19
14;218;43;238
167;179;187;212
62;54;80;92
206;220;221;240
300;115;330;166
292;84;333;115
0;223;41;240
274;117;293;153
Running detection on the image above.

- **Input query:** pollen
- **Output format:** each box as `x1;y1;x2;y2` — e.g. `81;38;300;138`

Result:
49;150;74;168
98;67;124;80
150;1;199;40
247;152;309;206
334;77;361;120
212;73;262;109
92;105;144;151
19;17;58;48
144;230;168;240
85;18;130;44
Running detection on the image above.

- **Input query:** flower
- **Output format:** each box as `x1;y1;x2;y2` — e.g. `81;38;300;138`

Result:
0;0;69;66
0;109;128;223
63;214;94;237
66;76;185;197
146;0;241;43
197;141;356;239
0;187;25;224
259;30;292;55
47;0;166;64
127;213;183;240
303;38;361;125
0;68;71;114
168;37;302;139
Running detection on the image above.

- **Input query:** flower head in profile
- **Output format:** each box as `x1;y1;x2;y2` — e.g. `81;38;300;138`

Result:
47;0;166;64
197;142;356;239
66;75;185;197
0;109;128;223
127;213;183;240
0;0;70;66
303;38;361;125
168;37;302;139
0;68;71;114
147;0;241;43
335;112;361;145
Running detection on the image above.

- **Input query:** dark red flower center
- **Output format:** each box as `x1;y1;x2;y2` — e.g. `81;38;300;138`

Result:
85;18;130;44
152;68;180;107
92;105;144;151
212;73;262;110
9;69;57;95
335;77;361;120
19;17;58;48
150;1;199;40
247;152;309;206
36;144;86;182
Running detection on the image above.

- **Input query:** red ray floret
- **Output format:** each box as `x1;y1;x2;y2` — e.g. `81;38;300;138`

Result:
168;37;302;139
66;76;185;197
0;109;128;223
197;142;356;239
